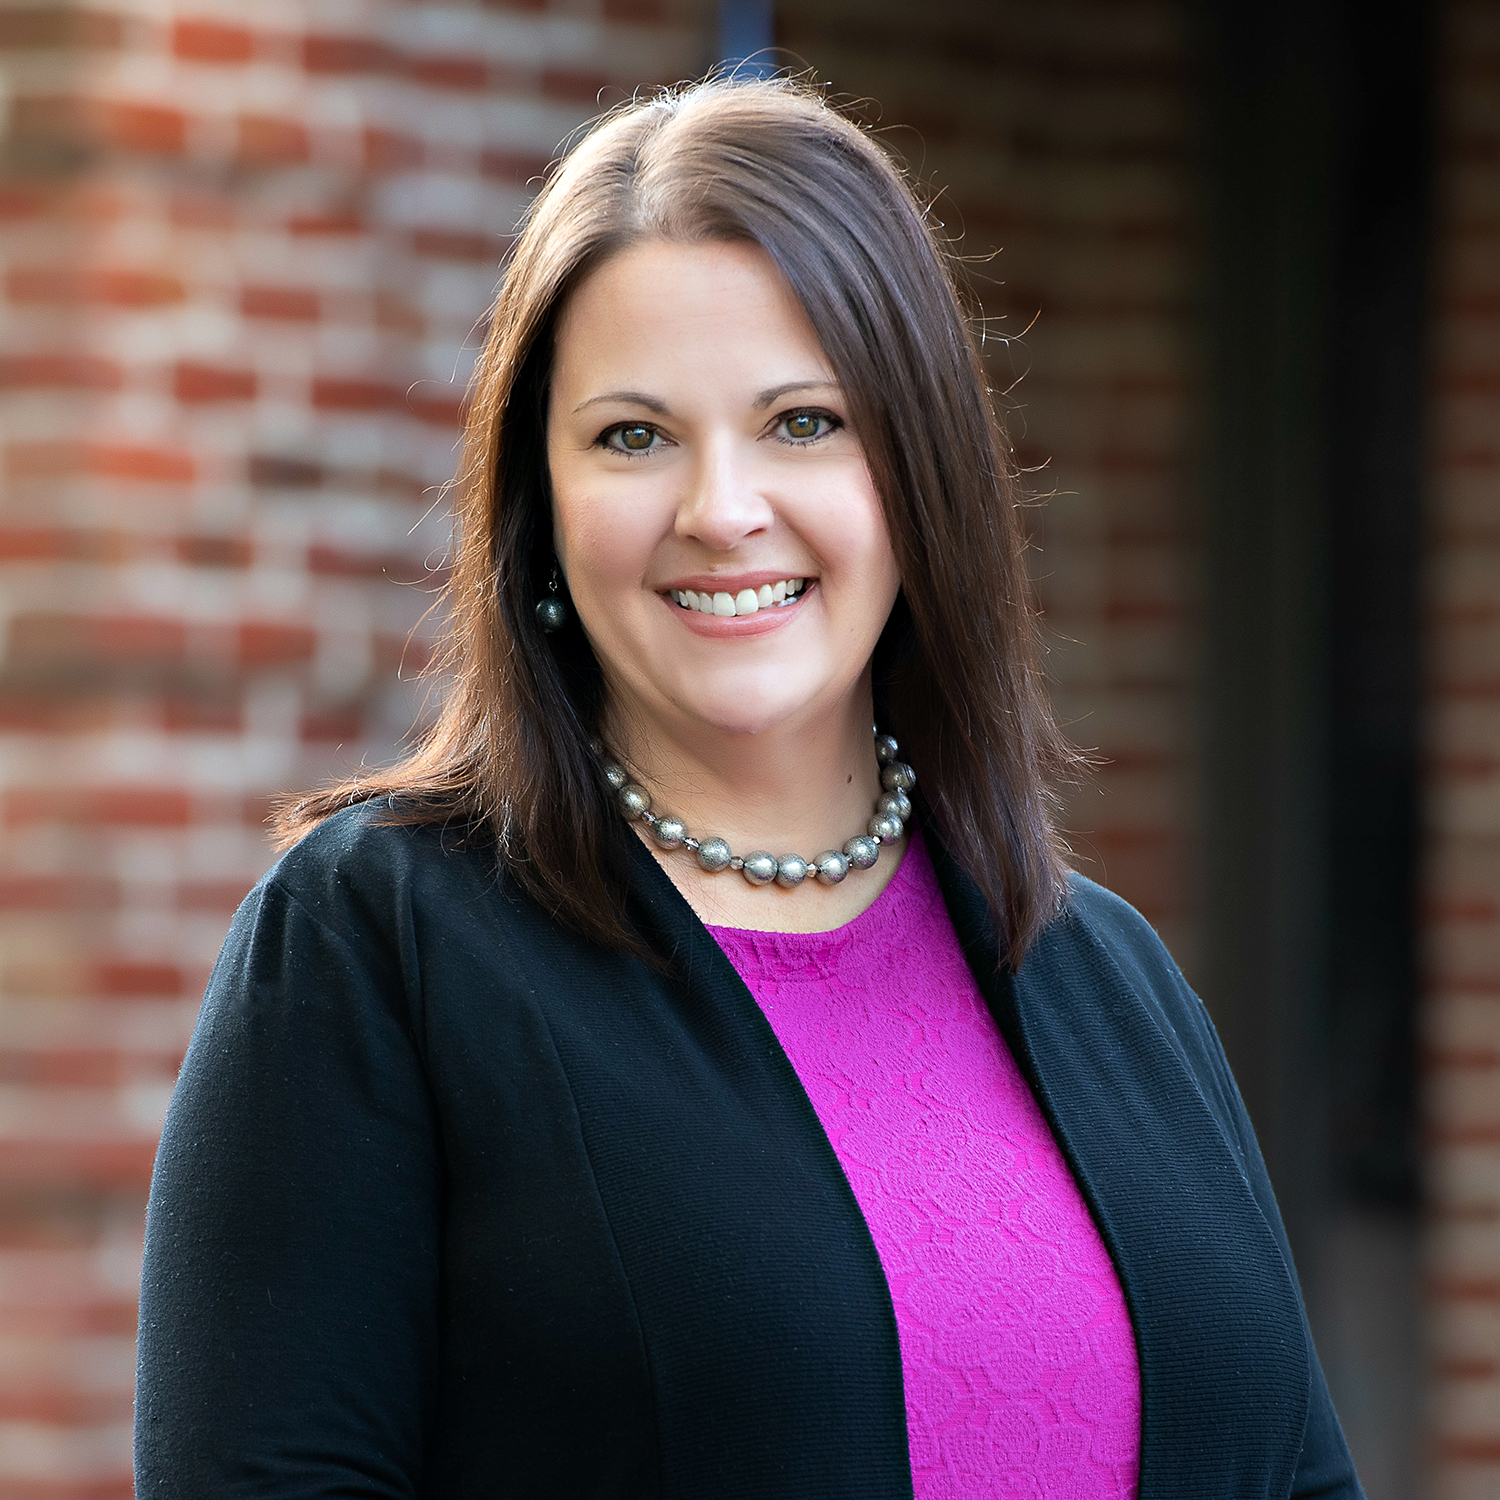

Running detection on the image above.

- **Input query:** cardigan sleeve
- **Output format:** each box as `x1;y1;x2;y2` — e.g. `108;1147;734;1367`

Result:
134;872;442;1498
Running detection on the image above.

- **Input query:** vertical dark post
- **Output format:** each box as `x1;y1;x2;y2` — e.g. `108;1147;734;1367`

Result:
1194;0;1339;1270
1194;1;1432;1493
717;0;776;74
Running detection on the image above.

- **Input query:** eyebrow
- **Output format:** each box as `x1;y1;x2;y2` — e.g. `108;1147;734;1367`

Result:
571;379;839;417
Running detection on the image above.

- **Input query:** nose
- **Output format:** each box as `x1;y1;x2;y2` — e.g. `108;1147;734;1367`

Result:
674;431;774;551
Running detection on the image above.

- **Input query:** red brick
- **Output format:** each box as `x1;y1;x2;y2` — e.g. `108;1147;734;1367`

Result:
96;100;188;155
411;228;505;262
0;354;122;390
6;612;188;669
238;114;310;166
541;68;612;105
240;284;319;320
2;787;193;828
93;961;187;996
286;211;363;236
248;453;323;487
172;18;253;63
176;533;253;567
6;266;185;306
173;361;257;402
303;33;394;74
302;708;364;742
84;444;195;483
0;877;119;912
480;148;554;182
0;8;124;48
363;128;424;172
0;185;51;219
237;622;317;666
602;0;667;20
176;879;254;913
407;55;490;90
311;377;402;412
408;389;465;427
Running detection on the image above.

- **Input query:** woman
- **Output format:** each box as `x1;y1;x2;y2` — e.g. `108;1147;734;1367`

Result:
135;77;1361;1499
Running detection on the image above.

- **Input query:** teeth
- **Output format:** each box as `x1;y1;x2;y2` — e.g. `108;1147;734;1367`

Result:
669;578;811;614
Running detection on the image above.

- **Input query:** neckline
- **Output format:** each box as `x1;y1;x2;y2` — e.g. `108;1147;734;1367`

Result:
705;825;927;944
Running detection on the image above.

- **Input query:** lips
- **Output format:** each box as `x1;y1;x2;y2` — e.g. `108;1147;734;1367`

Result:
666;577;807;618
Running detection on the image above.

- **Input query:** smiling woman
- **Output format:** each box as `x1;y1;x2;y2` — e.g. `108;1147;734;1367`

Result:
134;76;1363;1500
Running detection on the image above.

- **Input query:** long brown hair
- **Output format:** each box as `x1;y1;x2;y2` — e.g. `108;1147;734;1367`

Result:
276;75;1083;967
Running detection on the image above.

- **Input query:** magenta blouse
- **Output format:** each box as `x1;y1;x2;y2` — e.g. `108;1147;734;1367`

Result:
708;829;1141;1498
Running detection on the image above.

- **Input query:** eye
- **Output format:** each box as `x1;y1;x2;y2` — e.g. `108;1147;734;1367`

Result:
601;422;664;456
776;409;840;445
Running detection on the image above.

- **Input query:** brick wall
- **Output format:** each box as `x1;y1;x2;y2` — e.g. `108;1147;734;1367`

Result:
0;2;708;1493
1424;2;1500;1495
780;0;1200;968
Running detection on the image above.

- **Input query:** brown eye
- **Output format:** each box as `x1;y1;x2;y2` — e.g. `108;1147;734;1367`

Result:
781;411;831;442
615;424;656;452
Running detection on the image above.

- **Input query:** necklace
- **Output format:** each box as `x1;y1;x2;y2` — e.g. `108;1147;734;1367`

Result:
598;730;915;888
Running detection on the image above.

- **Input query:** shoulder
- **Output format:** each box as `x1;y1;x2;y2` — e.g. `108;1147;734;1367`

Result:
1055;871;1191;1002
249;799;502;951
1046;870;1255;1163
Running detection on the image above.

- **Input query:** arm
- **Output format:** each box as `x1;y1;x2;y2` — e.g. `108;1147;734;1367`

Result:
135;875;442;1498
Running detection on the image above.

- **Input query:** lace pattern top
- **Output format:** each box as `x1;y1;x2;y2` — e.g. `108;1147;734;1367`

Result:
708;829;1141;1498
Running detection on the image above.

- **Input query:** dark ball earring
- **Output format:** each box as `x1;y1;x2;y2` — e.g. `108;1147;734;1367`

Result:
535;566;569;633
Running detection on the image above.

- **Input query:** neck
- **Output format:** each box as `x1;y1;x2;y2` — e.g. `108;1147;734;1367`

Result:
602;685;881;861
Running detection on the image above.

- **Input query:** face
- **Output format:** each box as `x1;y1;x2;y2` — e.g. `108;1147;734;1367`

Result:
546;239;902;748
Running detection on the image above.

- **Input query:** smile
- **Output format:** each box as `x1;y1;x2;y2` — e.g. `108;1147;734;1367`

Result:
667;578;807;617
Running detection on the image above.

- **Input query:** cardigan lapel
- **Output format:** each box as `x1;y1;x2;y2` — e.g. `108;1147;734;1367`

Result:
925;836;1311;1499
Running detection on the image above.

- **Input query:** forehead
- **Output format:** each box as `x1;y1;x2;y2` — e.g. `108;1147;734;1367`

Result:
550;239;832;395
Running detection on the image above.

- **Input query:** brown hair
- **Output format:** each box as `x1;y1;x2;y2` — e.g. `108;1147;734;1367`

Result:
275;75;1082;967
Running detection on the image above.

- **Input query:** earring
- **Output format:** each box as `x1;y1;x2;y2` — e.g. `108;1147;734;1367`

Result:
535;566;568;633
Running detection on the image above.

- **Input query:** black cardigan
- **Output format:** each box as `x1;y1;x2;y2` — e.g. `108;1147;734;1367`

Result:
135;804;1362;1499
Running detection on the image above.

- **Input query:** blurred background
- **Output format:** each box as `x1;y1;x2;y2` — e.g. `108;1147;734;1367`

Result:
0;0;1490;1495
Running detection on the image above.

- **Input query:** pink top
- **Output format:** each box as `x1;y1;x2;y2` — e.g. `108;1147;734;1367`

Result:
707;830;1141;1498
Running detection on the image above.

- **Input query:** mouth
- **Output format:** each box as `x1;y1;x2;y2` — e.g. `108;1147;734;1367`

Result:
664;577;810;618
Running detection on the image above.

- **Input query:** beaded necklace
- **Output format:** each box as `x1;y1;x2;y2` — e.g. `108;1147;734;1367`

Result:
599;730;915;889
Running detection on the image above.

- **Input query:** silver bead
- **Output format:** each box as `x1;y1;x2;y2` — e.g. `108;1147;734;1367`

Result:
618;783;651;819
843;834;880;869
696;837;732;873
741;851;778;886
813;850;849;884
880;762;916;792
868;812;904;842
652;816;687;850
774;854;808;888
602;763;628;791
874;734;900;766
877;789;911;821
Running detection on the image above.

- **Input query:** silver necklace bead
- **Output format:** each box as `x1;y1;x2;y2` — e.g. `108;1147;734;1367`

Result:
877;788;911;821
774;853;808;889
813;850;849;884
619;783;652;819
741;851;778;886
843;834;880;869
602;762;628;791
652;816;687;850
874;733;900;766
867;811;904;843
880;762;916;793
696;837;733;872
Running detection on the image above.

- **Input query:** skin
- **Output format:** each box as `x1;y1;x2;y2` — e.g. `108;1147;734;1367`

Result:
546;238;906;932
